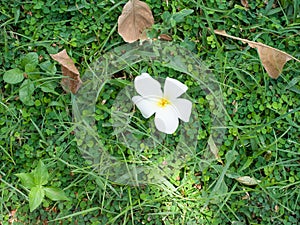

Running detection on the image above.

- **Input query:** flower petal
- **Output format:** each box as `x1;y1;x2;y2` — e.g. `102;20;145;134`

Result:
132;96;158;118
172;98;192;122
154;106;179;134
134;73;163;98
163;77;188;100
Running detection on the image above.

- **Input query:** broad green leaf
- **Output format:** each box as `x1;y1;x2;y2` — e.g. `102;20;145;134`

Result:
139;193;148;201
3;68;24;84
172;9;194;23
45;45;57;54
225;150;238;165
239;157;253;171
285;77;300;94
44;187;69;201
19;79;35;106
14;8;20;24
210;172;228;204
29;186;45;212
25;63;37;73
33;160;49;186
209;164;229;204
225;172;240;179
211;179;228;204
15;172;35;188
40;82;59;95
170;18;176;27
20;52;39;68
235;176;261;186
40;60;57;75
161;11;171;22
48;101;65;108
218;179;228;195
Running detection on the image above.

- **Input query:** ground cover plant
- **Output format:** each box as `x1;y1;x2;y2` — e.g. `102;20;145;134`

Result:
0;0;299;224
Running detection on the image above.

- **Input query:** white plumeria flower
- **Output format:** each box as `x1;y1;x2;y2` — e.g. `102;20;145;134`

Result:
132;73;192;134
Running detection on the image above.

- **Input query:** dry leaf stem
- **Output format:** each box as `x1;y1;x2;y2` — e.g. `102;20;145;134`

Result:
214;30;300;62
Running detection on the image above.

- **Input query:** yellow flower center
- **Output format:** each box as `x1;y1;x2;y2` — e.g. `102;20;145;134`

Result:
157;98;170;108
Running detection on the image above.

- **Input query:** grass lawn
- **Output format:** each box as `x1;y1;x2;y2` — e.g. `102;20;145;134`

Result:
0;0;299;224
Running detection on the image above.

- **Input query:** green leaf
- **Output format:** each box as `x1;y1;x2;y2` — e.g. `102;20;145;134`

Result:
3;68;24;84
161;11;171;22
225;150;238;165
25;63;37;73
15;172;35;188
19;79;35;106
33;160;49;186
239;157;253;171
170;18;176;27
44;187;69;201
20;52;39;68
40;60;57;75
14;8;20;24
29;186;45;212
225;172;241;179
40;82;59;95
285;77;300;94
48;101;65;108
140;193;148;201
172;9;194;23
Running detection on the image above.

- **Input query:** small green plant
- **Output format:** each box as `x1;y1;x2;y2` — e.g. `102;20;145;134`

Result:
3;52;59;106
149;7;194;38
15;160;69;212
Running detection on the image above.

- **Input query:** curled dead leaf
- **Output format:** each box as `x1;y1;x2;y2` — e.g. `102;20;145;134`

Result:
50;49;82;94
214;30;300;79
241;0;249;9
235;176;261;186
208;136;223;164
118;0;154;43
158;34;173;41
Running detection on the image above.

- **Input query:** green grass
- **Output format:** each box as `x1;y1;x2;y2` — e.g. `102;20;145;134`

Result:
1;0;300;224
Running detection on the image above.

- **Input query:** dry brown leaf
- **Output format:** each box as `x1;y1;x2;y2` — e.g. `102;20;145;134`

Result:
235;176;261;186
118;0;154;43
208;136;223;164
214;29;300;79
241;0;249;9
159;34;173;41
50;49;82;94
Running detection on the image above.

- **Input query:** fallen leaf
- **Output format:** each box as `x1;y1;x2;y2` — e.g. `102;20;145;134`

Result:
214;30;300;79
241;0;249;9
241;192;250;200
50;49;82;94
158;34;173;41
8;209;18;223
235;176;261;186
207;136;223;163
118;0;154;43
